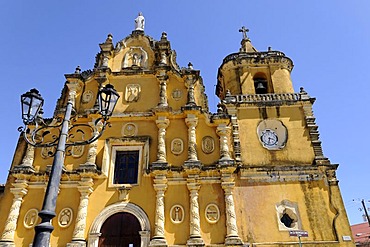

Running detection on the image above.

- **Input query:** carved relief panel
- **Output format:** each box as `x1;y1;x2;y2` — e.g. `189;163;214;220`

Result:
125;84;141;102
205;203;220;224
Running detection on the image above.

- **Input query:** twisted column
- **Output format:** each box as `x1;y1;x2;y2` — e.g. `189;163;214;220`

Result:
185;115;198;161
70;177;94;245
0;180;28;245
221;175;243;245
186;178;204;245
216;125;232;160
156;117;170;163
150;175;168;246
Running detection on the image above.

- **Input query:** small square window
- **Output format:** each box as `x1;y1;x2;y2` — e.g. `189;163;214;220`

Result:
102;137;149;188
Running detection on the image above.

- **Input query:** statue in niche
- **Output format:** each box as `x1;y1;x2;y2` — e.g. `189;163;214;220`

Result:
135;12;145;31
122;47;148;68
125;84;141;102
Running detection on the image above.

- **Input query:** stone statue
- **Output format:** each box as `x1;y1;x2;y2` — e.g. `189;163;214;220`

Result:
135;12;145;31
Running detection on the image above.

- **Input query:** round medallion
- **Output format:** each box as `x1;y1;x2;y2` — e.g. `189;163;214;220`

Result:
205;203;220;224
58;208;73;228
24;208;39;229
122;123;137;137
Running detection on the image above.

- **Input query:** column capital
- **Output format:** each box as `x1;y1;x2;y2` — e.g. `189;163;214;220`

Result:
156;117;169;129
185;115;198;127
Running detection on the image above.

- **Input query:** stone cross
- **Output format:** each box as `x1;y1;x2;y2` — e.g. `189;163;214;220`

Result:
239;26;249;40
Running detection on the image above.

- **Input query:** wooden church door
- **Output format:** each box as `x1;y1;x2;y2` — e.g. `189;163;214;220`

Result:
98;212;141;247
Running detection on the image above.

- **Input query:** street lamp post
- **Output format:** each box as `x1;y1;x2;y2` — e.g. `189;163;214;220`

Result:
19;84;119;247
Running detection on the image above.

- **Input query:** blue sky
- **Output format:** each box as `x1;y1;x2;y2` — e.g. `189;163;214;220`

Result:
0;1;369;225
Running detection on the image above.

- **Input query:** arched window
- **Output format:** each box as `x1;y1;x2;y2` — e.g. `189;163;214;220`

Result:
253;73;268;94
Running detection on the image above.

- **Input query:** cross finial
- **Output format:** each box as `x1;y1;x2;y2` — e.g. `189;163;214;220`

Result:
239;26;249;40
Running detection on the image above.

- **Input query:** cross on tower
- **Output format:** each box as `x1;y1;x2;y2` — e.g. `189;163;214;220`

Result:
239;26;249;40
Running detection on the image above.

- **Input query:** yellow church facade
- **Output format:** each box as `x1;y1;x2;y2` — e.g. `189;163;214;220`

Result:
0;16;355;247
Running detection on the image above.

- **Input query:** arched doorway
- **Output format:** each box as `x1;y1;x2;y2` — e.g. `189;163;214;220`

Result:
88;202;151;247
99;212;141;247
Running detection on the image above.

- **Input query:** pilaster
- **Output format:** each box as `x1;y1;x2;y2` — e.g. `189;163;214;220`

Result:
216;125;232;161
0;180;28;247
186;176;204;246
150;174;168;247
12;144;35;174
68;177;94;247
221;174;243;246
185;115;198;162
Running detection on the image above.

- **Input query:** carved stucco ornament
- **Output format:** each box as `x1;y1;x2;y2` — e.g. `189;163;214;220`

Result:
202;136;215;154
24;208;39;229
171;138;184;155
171;89;183;101
205;203;220;224
122;123;138;137
170;205;184;224
82;90;94;104
58;208;73;228
71;145;85;158
125;84;141;102
41;146;56;159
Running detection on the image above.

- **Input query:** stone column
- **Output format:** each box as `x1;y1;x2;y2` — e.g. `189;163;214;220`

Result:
0;180;28;246
68;177;94;246
155;117;170;163
157;70;168;107
216;125;232;160
185;115;198;161
150;174;168;246
186;177;204;246
221;175;243;245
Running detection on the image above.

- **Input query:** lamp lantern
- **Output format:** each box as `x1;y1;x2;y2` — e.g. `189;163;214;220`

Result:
21;88;44;125
98;84;120;119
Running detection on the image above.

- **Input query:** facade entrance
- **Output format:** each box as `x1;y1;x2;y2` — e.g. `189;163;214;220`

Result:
99;212;141;247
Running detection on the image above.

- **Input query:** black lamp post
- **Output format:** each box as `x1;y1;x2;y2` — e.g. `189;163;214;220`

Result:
20;84;119;247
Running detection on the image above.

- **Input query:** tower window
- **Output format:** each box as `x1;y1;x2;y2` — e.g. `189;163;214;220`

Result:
254;78;268;94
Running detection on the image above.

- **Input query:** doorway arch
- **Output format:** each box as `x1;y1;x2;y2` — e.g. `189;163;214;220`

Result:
88;202;151;247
